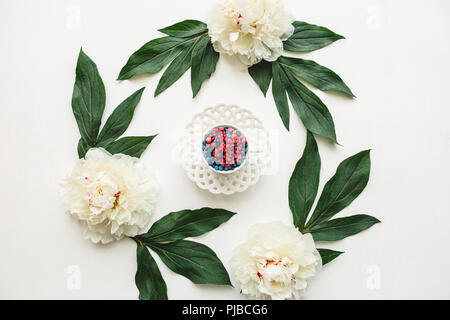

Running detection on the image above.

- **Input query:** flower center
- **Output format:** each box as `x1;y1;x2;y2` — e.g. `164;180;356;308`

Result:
225;8;243;25
256;256;296;283
84;172;120;215
225;3;268;32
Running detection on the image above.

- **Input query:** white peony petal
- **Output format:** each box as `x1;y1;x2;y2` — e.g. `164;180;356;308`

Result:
61;150;158;244
231;221;321;300
229;32;240;42
280;22;295;41
207;0;295;66
85;147;111;160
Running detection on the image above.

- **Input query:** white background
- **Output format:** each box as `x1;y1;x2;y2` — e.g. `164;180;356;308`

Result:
1;0;449;299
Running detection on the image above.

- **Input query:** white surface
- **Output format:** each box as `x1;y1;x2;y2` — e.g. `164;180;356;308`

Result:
1;0;449;299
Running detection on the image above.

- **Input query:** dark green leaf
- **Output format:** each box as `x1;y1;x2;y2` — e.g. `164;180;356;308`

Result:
97;87;145;147
138;208;236;243
106;135;157;158
72;48;106;146
191;34;219;98
77;138;90;159
317;248;344;265
117;36;187;80
158;19;207;38
289;131;321;230
278;56;354;97
280;62;337;143
154;38;198;97
283;21;344;52
248;60;273;97
271;62;290;130
135;240;168;300
148;240;232;286
307;150;371;228
310;214;380;241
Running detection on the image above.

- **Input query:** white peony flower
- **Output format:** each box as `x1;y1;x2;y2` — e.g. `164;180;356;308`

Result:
207;0;294;66
231;221;321;300
61;148;158;244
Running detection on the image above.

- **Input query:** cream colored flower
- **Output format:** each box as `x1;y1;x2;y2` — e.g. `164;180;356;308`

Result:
231;222;321;299
61;148;158;244
207;0;294;66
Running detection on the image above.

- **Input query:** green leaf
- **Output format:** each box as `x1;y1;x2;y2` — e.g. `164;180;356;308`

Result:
307;150;371;228
158;19;207;38
77;138;90;159
138;208;236;243
278;56;354;97
271;62;290;130
191;34;219;98
248;60;273;97
117;36;187;80
283;21;344;52
279;62;337;143
72;48;106;146
154;38;198;97
289;131;321;230
96;87;145;147
317;248;344;265
148;240;232;286
310;214;380;241
135;240;168;300
106;135;157;158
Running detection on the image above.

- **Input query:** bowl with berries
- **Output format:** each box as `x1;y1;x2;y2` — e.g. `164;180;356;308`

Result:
202;125;248;174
